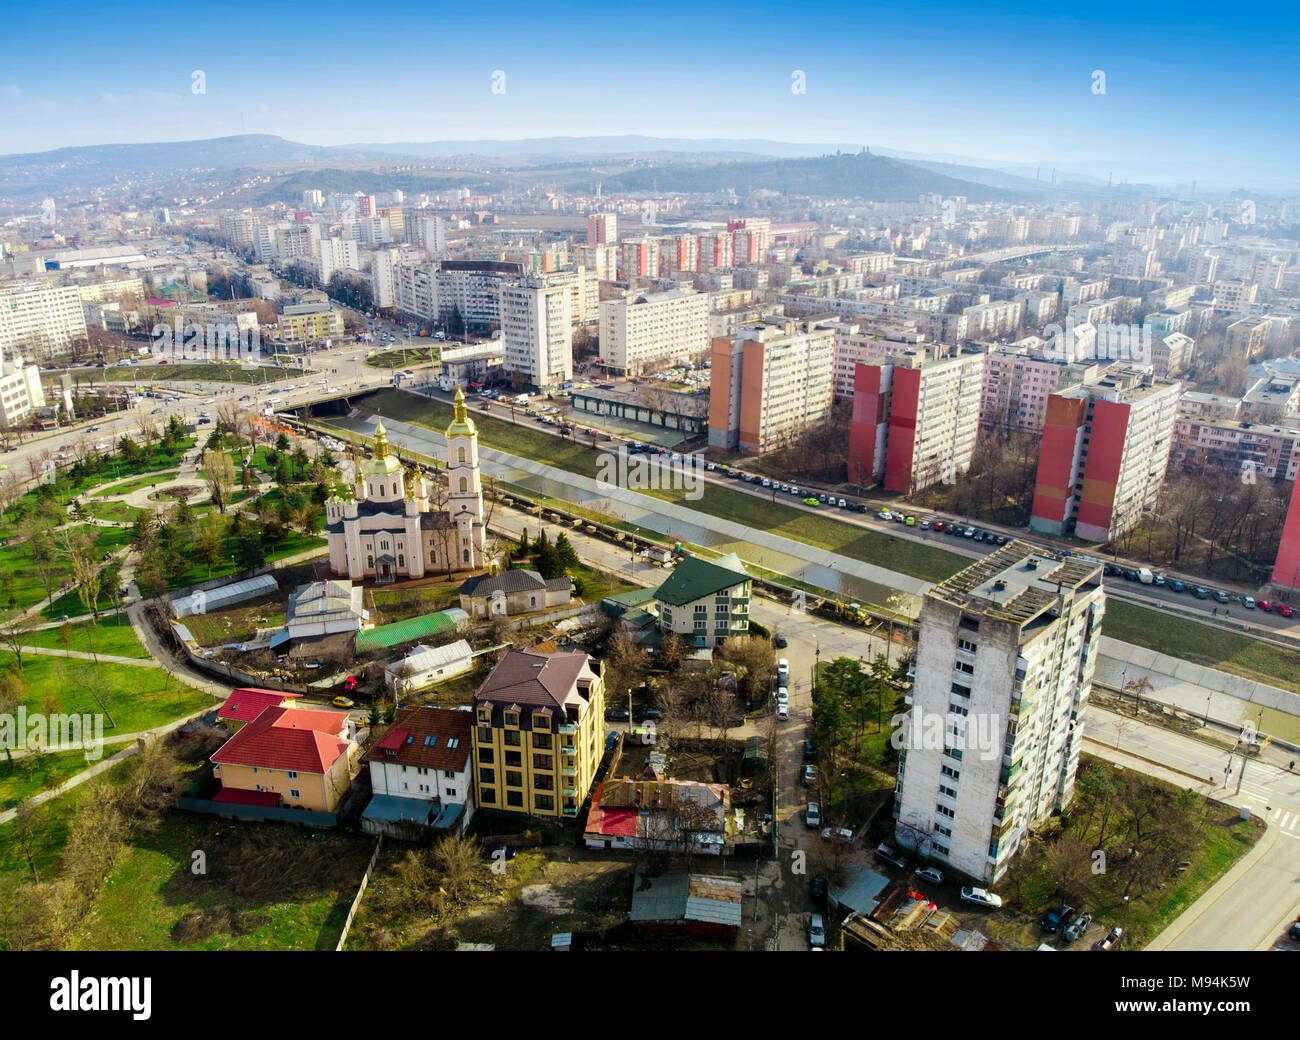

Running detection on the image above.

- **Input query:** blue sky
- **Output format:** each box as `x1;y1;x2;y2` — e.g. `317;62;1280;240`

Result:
2;0;1296;188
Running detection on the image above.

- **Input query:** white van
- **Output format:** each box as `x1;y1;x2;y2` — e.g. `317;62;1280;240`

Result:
777;658;790;681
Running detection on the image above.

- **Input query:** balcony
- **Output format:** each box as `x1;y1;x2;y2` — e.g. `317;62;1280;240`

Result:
562;805;580;816
560;744;577;756
558;722;578;736
562;785;578;797
561;764;577;777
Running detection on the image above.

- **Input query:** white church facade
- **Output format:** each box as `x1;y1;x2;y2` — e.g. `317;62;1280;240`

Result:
324;390;487;583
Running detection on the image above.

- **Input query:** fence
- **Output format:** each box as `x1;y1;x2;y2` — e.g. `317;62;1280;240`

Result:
178;797;337;827
335;836;383;951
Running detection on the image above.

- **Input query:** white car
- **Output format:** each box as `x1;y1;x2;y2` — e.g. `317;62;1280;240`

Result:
776;687;789;705
776;703;790;721
328;386;340;393
805;802;821;827
915;866;944;884
821;827;854;845
960;886;1003;909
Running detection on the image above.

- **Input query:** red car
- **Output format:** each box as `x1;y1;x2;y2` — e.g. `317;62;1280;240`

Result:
342;675;358;692
933;521;946;532
1258;601;1274;613
1276;604;1295;618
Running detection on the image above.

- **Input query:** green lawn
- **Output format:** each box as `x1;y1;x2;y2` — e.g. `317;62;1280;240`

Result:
6;654;208;737
0;749;100;810
0;524;131;614
364;345;439;369
72;814;374;951
82;500;145;524
165;531;326;591
92;470;180;497
16;615;148;660
0;757;134;897
90;363;294;385
1104;599;1300;693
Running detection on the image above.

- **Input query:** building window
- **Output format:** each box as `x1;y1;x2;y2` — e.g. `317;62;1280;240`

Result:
480;788;495;804
287;771;298;779
504;711;518;728
533;754;553;771
458;447;466;463
936;804;955;819
459;477;467;493
506;770;523;787
367;555;374;568
289;789;300;799
534;794;554;811
506;790;523;807
505;750;522;767
532;732;552;749
398;554;405;568
533;714;550;731
478;747;493;763
504;730;521;747
479;767;495;784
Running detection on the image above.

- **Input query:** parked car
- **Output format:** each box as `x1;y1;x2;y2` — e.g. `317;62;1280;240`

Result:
960;886;1003;909
1192;585;1210;599
1241;596;1257;609
774;634;788;648
875;844;908;870
803;739;814;760
777;703;790;721
604;708;630;722
963;526;976;537
933;521;946;532
802;764;817;786
1213;589;1231;603
1063;912;1093;944
914;866;944;884
821;827;854;844
810;875;828;900
1167;579;1186;593
1277;604;1295;618
805;802;821;827
1092;926;1124;951
776;688;789;706
802;496;819;506
904;515;916;526
808;913;826;949
331;696;355;709
877;509;892;521
342;675;358;692
919;519;931;530
1041;903;1074;933
1258;600;1274;612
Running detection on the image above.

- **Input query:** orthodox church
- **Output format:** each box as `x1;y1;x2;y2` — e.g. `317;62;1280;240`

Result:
324;389;487;583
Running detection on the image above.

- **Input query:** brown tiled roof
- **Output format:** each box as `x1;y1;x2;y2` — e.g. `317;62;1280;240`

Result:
473;649;598;726
362;706;472;771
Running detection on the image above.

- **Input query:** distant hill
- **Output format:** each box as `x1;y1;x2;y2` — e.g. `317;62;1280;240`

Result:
601;151;1028;203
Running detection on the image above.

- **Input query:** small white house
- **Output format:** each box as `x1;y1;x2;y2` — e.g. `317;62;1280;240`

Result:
384;639;474;695
361;705;475;837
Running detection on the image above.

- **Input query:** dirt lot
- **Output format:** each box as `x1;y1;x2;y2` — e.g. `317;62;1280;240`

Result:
349;845;637;951
179;590;286;646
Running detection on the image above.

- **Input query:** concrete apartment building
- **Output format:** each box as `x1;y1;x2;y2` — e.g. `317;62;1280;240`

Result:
1272;486;1300;593
500;279;573;389
830;319;926;398
0;281;88;356
471;648;605;820
846;349;985;493
894;541;1104;883
1172;417;1300;481
598;289;709;376
1029;372;1181;542
0;347;47;427
277;302;345;344
587;213;618;245
621;238;660;280
708;320;835;454
435;260;521;331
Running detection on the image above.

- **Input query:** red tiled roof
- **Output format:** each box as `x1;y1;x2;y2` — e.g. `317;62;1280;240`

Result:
216;688;301;724
212;788;281;807
375;727;410;752
211;705;352;775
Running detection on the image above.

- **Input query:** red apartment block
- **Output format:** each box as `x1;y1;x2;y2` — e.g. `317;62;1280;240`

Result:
1272;485;1300;592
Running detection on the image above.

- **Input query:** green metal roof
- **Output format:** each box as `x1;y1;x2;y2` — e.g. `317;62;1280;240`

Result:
355;608;466;652
653;553;751;608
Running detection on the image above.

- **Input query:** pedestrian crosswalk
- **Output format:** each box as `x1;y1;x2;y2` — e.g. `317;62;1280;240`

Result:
1268;807;1300;839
